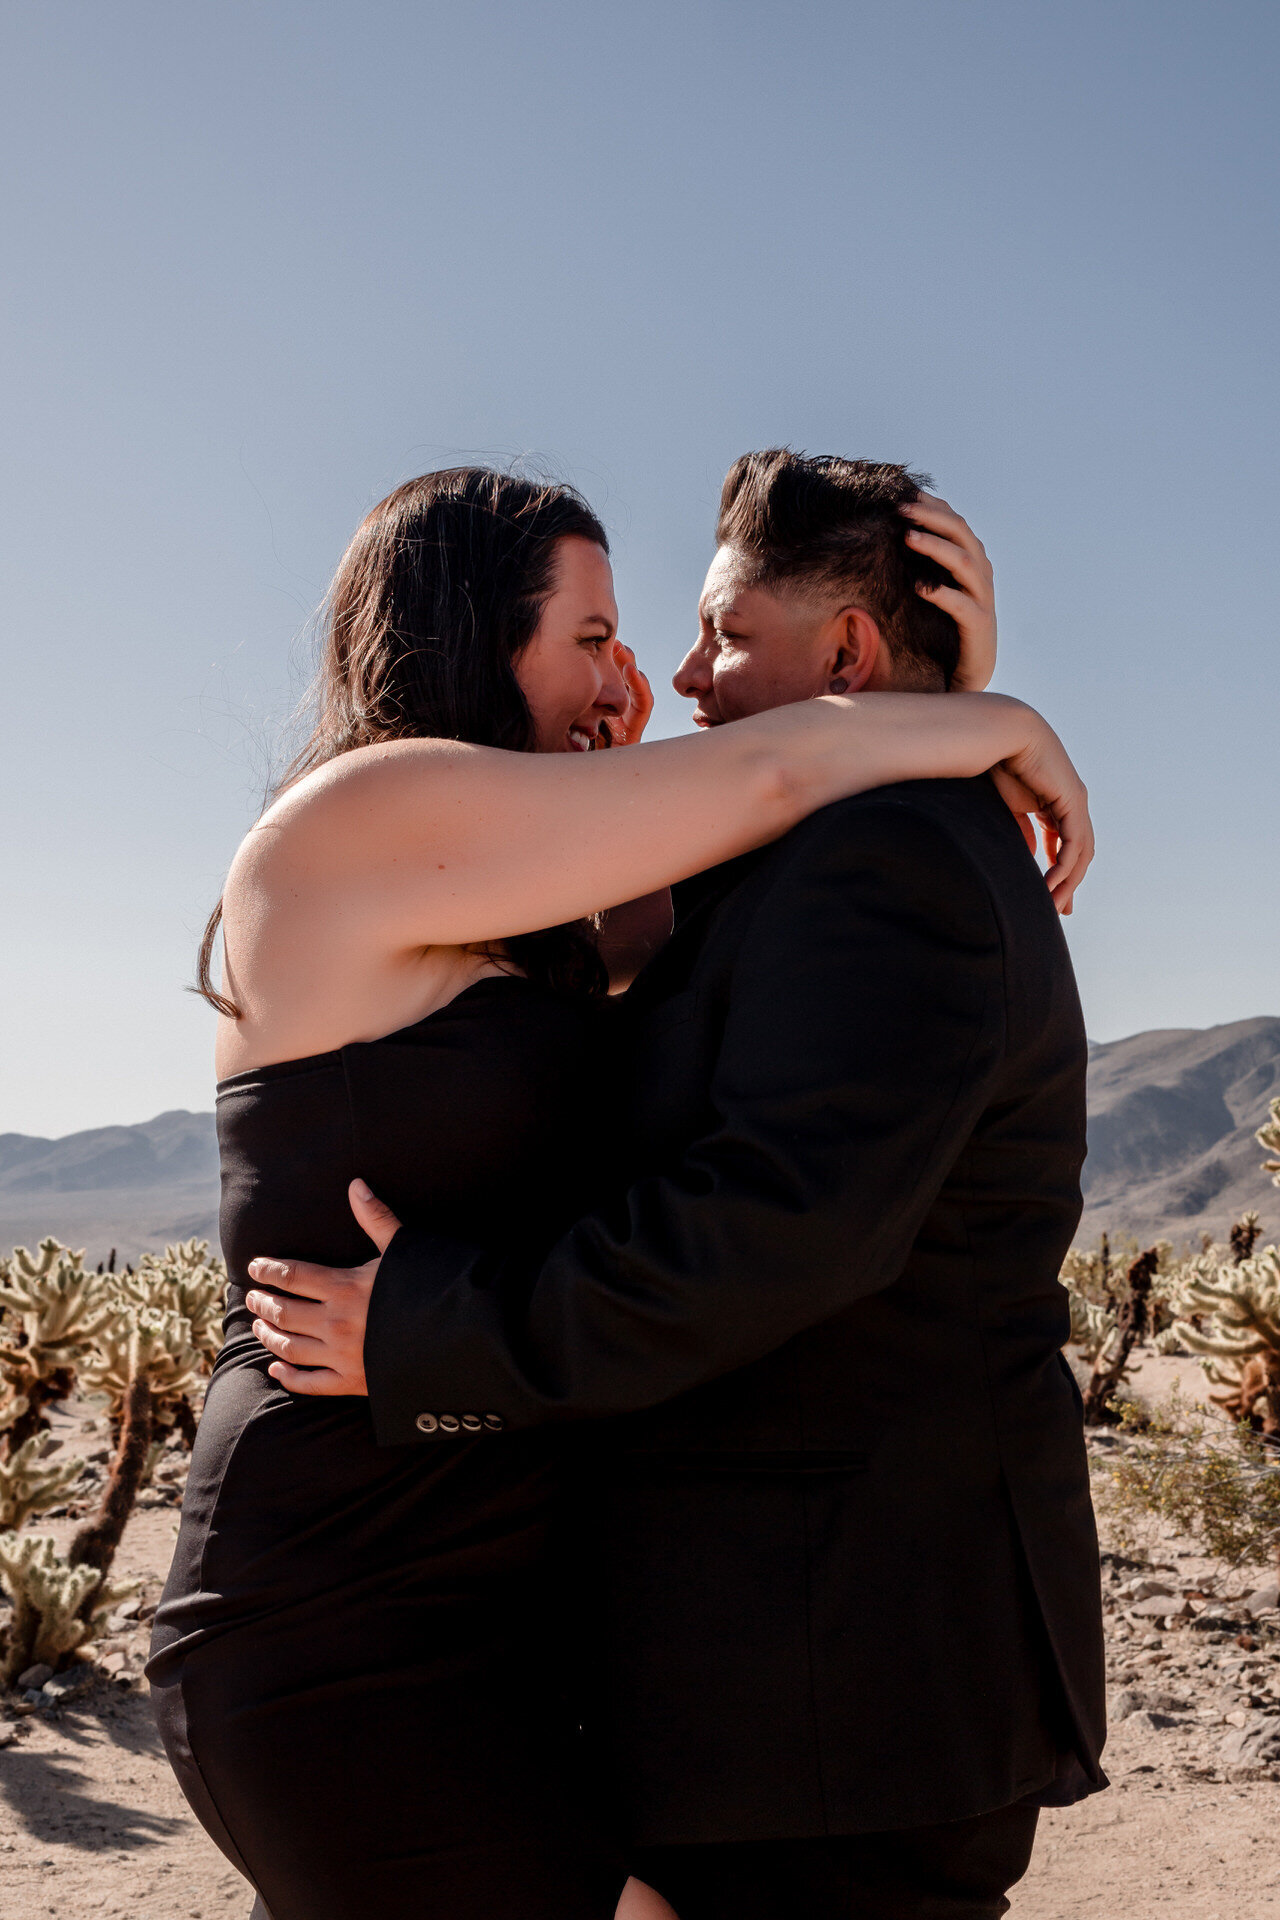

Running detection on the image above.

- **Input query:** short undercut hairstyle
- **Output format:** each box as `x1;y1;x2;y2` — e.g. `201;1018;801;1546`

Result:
716;449;961;688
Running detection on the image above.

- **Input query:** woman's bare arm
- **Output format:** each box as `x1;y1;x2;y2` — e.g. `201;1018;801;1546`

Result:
230;692;1091;957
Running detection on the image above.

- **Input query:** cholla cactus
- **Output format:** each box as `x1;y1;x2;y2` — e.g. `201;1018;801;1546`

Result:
1061;1235;1122;1308
78;1305;204;1420
0;1531;136;1683
110;1240;224;1446
0;1235;224;1684
0;1434;86;1531
1082;1246;1161;1425
1062;1235;1184;1345
1231;1211;1263;1265
1065;1283;1116;1362
1175;1243;1280;1436
0;1241;115;1452
71;1305;205;1580
1260;1098;1280;1188
118;1239;226;1367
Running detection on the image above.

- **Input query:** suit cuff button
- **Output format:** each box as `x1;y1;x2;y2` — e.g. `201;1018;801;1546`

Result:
415;1413;439;1434
438;1414;461;1433
460;1414;482;1432
483;1412;506;1432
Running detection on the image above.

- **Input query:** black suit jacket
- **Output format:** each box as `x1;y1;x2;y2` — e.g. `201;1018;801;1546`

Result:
365;776;1107;1845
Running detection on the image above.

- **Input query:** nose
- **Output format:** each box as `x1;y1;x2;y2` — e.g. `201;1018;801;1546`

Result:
673;637;712;700
595;648;628;715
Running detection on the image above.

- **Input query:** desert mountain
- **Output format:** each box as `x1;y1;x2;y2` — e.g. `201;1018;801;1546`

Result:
0;1016;1277;1266
0;1110;219;1266
1079;1014;1280;1248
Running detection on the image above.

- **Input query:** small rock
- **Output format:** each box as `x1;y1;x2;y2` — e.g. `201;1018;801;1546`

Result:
16;1663;53;1691
1110;1686;1190;1719
1129;1596;1190;1619
1146;1690;1192;1714
1126;1709;1186;1731
100;1651;127;1675
1129;1579;1176;1602
0;1722;17;1748
42;1664;92;1702
1220;1714;1280;1766
1244;1582;1280;1617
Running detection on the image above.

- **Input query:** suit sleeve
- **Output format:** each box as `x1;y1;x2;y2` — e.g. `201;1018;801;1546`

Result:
364;801;1007;1442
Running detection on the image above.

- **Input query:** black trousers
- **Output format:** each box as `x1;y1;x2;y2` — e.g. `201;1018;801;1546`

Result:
633;1803;1040;1920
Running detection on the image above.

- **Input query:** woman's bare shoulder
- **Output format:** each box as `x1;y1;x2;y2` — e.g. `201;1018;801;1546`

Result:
228;739;478;886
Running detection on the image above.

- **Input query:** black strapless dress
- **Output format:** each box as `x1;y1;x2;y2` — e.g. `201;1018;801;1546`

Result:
147;978;624;1920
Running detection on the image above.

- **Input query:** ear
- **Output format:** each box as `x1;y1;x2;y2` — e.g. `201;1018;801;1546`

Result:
821;606;882;693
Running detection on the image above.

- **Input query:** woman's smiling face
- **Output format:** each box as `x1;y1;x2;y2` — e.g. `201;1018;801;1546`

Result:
515;536;628;753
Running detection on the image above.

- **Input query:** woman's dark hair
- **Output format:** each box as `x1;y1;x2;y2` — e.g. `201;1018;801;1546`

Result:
196;467;611;1014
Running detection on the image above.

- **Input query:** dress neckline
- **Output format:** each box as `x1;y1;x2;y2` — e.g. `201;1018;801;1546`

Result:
215;974;536;1096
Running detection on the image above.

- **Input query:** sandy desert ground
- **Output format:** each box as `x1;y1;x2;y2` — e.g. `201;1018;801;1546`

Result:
3;1354;1279;1919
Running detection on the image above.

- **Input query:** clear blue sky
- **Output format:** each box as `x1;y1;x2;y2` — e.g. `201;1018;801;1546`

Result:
3;0;1277;1138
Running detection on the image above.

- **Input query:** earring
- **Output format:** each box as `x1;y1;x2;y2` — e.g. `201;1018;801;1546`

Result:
828;676;849;694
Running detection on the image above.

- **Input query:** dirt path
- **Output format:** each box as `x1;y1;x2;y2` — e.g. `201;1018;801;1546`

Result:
4;1379;1279;1919
0;1687;244;1919
1015;1772;1280;1916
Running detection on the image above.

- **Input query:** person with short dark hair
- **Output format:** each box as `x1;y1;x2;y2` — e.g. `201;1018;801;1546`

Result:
237;453;1103;1920
714;449;966;686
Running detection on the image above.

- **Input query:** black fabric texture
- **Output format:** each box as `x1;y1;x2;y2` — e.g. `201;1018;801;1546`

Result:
633;1803;1041;1919
364;778;1109;1845
147;977;625;1920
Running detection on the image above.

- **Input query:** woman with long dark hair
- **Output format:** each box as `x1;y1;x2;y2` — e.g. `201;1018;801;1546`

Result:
148;467;1090;1920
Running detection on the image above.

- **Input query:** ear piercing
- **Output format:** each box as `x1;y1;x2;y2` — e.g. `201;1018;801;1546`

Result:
828;676;849;694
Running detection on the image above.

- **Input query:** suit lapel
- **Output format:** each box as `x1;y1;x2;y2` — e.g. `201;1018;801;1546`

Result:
626;847;772;1013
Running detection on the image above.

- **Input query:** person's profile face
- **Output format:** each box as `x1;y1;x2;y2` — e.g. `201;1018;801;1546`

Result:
674;545;831;725
514;537;627;753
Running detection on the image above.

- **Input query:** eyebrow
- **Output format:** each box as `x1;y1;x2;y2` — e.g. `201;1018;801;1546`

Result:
699;591;742;623
581;612;617;637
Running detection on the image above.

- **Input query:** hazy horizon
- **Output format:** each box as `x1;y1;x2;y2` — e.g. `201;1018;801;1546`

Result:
4;1;1278;1137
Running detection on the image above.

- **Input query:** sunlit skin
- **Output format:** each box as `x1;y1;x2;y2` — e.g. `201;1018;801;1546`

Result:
510;536;633;753
677;544;896;724
676;493;997;727
677;498;1057;872
228;493;1091;1920
214;538;655;1081
242;491;1095;1403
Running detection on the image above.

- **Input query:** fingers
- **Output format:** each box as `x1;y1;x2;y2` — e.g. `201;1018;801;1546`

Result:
349;1178;402;1253
266;1359;348;1395
251;1315;328;1366
899;493;988;561
247;1257;334;1301
245;1288;328;1336
1042;796;1094;912
905;529;990;602
989;760;1093;914
914;581;984;623
608;642;655;746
